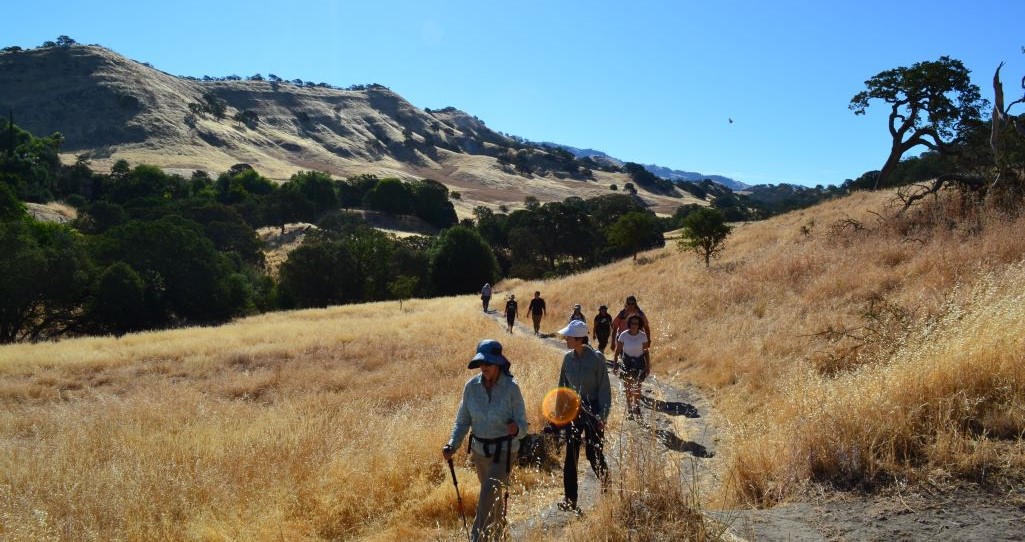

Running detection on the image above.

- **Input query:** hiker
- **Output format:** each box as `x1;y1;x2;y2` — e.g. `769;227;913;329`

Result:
615;315;651;420
553;319;611;513
610;295;651;340
525;291;546;336
568;304;587;324
504;294;518;334
480;283;492;313
592;305;613;354
443;339;528;542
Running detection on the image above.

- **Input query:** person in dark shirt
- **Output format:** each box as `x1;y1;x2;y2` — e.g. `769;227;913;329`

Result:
592;305;613;354
504;294;518;334
525;291;546;336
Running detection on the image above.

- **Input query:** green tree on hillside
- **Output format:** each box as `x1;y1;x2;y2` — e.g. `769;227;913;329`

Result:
88;261;146;337
850;56;987;190
607;211;658;261
286;171;338;216
90;216;249;326
409;178;457;228
277;241;359;308
0;182;25;221
678;207;732;268
0;219;93;343
363;177;412;215
429;225;498;295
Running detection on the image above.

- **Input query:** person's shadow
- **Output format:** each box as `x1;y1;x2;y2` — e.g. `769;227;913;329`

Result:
640;395;700;418
654;428;714;458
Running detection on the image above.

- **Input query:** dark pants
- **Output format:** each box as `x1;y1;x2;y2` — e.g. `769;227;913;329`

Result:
563;413;608;506
482;295;491;311
595;329;610;352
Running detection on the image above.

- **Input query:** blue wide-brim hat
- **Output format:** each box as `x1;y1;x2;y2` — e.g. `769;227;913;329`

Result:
468;339;510;369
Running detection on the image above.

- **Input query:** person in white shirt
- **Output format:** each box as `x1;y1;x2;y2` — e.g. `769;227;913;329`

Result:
614;315;651;420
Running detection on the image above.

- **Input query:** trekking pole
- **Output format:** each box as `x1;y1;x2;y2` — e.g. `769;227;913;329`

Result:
502;434;513;520
446;456;471;541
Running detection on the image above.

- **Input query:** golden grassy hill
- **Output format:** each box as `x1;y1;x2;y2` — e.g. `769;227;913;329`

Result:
0;45;698;217
1;188;1022;539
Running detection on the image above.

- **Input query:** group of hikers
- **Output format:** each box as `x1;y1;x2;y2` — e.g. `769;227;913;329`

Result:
445;290;652;541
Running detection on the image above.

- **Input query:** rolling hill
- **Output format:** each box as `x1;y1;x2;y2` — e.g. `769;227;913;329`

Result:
0;43;701;217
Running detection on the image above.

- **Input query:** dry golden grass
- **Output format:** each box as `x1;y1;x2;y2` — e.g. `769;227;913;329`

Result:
0;299;565;539
4;186;1025;539
500;188;1025;506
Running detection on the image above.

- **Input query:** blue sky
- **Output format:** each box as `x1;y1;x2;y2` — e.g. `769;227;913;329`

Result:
7;1;1025;187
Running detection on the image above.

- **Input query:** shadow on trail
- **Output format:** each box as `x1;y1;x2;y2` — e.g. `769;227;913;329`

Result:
654;428;714;458
640;395;700;418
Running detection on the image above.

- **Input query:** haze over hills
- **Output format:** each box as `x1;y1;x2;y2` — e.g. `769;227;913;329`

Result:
0;43;706;216
542;142;748;191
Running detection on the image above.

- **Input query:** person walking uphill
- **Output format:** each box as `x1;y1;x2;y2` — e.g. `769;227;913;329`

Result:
568;304;587;324
504;295;518;334
526;291;546;336
554;319;611;513
443;340;528;542
615;315;651;420
480;283;492;313
592;305;613;354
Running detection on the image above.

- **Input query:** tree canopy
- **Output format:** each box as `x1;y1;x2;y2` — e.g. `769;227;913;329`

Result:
678;207;732;268
850;56;987;189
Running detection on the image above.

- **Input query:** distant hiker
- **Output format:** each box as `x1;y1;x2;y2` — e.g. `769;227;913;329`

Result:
504;294;518;334
525;291;547;336
553;319;611;513
615;315;651;420
569;304;586;324
592;305;613;354
481;283;492;313
443;339;528;541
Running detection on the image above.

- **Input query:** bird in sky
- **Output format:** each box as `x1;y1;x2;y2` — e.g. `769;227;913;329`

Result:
728;118;734;124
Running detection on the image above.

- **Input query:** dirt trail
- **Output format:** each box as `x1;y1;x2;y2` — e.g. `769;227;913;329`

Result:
483;308;1025;541
483;309;721;539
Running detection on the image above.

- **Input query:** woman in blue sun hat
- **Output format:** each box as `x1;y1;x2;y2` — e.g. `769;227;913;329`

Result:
443;339;528;541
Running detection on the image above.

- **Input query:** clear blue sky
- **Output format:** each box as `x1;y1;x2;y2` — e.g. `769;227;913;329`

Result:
7;1;1025;187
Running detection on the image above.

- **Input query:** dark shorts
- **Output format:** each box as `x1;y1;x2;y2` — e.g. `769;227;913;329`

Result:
620;354;646;382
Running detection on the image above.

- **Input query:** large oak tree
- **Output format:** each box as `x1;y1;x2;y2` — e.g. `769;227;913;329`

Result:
850;56;987;189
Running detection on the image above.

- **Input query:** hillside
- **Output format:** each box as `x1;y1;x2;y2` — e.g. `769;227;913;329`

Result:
1;187;1023;539
0;44;699;216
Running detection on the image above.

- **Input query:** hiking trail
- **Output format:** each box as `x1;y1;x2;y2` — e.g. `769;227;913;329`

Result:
481;308;1025;541
483;309;724;540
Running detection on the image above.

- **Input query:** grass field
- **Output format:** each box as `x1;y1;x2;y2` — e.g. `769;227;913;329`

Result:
2;187;1024;539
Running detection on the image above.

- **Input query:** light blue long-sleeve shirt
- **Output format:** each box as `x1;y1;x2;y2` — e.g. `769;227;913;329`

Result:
447;372;528;456
559;346;612;422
